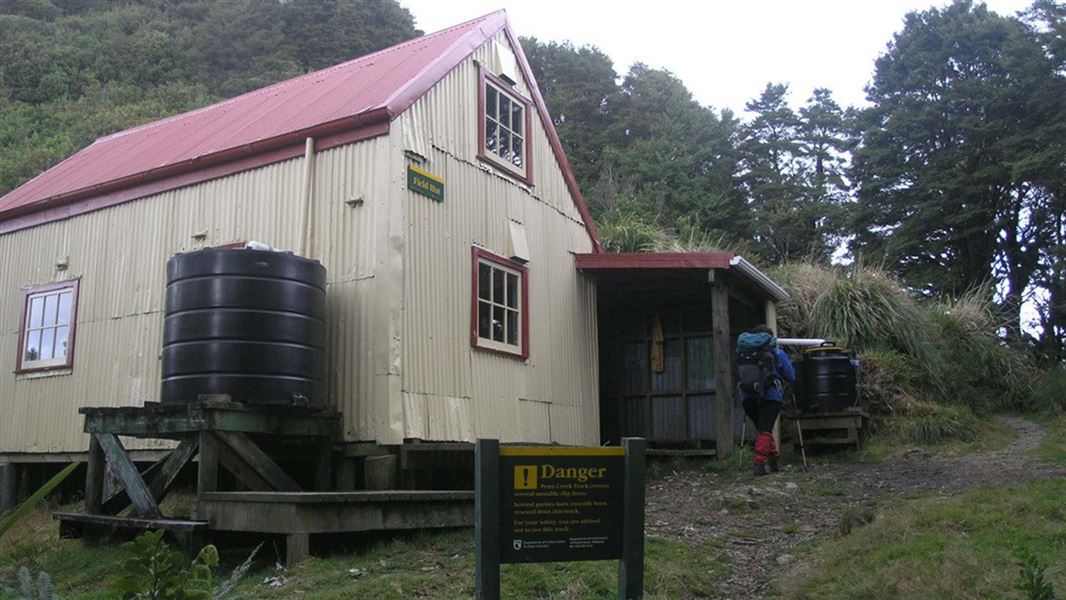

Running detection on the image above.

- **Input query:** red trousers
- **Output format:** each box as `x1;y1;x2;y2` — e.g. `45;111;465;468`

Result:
754;432;779;465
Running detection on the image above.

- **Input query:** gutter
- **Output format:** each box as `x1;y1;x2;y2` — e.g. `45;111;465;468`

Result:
729;256;790;302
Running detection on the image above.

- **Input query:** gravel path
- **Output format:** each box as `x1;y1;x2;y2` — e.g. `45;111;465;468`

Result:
645;417;1066;599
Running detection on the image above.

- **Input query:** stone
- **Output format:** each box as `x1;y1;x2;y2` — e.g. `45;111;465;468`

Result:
777;553;794;566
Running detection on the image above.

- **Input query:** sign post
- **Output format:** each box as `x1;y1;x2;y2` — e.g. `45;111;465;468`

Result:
475;437;646;600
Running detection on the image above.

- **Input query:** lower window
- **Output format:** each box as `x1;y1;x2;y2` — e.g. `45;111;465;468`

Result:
17;279;79;373
471;248;528;358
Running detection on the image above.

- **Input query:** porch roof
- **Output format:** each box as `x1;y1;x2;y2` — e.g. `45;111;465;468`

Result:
574;252;789;303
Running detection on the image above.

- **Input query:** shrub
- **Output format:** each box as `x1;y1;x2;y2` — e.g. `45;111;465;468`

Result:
595;210;660;253
1014;551;1057;600
928;290;1033;413
889;402;979;444
808;264;934;360
857;346;923;415
1031;367;1066;414
111;530;259;600
0;568;61;600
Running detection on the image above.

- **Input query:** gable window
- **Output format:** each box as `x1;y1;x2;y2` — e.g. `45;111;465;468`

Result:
17;280;79;373
471;248;529;359
478;68;533;184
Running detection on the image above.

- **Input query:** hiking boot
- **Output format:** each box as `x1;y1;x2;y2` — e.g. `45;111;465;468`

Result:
753;462;768;476
768;456;780;473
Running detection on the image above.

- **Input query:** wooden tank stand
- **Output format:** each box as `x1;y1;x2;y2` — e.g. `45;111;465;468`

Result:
784;408;869;450
56;400;338;555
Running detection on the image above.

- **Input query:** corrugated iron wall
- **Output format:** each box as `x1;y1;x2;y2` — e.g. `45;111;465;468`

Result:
395;32;599;446
0;31;600;453
0;135;396;453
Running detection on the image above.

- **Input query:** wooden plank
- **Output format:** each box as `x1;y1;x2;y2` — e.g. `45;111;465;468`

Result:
341;442;391;458
53;511;206;532
199;491;474;504
94;433;161;519
101;438;197;515
83;404;339;438
215;431;301;492
85;436;104;515
711;282;734;458
197;432;219;495
364;455;398;490
215;437;272;492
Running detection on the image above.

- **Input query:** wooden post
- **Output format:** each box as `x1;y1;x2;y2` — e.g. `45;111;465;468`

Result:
619;438;646;600
0;462;16;512
766;299;782;449
286;533;310;565
711;281;735;458
313;438;333;492
85;435;105;515
365;455;398;491
197;432;219;495
475;439;501;600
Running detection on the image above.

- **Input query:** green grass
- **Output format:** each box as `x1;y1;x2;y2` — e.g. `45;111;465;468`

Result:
780;478;1066;600
0;505;726;600
1032;414;1066;466
221;530;727;600
859;415;1018;461
0;502;127;600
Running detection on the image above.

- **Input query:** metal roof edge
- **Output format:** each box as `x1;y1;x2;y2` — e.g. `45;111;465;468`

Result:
728;256;790;301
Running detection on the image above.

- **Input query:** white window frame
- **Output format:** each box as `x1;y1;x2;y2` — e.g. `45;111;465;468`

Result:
17;279;80;373
479;67;533;184
471;248;528;359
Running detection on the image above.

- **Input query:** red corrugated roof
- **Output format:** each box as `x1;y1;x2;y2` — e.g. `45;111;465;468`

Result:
0;10;600;250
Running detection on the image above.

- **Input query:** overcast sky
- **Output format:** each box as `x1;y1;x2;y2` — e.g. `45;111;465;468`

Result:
400;0;1034;116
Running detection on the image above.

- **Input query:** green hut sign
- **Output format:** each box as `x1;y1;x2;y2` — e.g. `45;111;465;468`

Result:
407;165;444;202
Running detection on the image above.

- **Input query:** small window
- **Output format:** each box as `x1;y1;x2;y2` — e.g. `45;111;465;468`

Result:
471;248;528;358
17;279;79;373
479;68;533;183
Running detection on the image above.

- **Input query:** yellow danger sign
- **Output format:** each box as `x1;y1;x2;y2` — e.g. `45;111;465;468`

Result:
513;465;538;490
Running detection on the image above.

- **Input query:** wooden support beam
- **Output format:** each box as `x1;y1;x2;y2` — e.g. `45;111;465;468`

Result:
94;433;161;519
85;437;104;516
215;438;272;492
0;463;15;512
214;431;301;492
197;432;219;495
711;282;735;458
313;438;333;492
101;438;198;515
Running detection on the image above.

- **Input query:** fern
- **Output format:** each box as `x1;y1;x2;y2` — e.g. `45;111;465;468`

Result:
1016;552;1057;600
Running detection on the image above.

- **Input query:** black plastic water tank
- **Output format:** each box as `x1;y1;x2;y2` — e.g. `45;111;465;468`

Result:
161;248;327;407
796;344;860;412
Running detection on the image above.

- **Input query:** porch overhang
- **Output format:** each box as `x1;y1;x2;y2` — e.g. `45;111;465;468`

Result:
573;252;789;303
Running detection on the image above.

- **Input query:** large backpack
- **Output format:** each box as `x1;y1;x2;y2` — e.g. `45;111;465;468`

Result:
735;332;778;398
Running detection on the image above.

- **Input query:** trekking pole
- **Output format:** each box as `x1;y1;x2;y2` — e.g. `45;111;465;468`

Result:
795;419;808;470
790;388;808;470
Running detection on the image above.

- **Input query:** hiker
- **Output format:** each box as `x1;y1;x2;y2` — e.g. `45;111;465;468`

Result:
736;324;796;476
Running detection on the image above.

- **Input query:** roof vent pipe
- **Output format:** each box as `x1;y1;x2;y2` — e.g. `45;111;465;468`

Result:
298;137;316;256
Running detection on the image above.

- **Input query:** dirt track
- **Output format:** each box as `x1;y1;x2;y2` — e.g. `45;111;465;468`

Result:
644;417;1066;599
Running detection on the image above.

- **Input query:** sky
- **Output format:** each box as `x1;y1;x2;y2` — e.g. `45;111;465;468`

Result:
399;0;1034;116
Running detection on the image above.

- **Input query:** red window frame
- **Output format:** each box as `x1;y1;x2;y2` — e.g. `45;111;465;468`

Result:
15;278;81;374
477;66;534;185
470;247;530;360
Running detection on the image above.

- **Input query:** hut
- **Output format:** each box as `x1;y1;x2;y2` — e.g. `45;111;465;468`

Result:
0;10;786;525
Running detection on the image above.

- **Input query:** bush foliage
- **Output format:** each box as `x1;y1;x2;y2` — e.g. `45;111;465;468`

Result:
770;261;1037;428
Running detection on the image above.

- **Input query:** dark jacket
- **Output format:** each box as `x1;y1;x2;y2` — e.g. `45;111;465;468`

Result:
740;347;796;403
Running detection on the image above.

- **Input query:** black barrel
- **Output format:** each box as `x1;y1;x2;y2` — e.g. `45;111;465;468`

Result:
161;248;327;407
795;345;860;412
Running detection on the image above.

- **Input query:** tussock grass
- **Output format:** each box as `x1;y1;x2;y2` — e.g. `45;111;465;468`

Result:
888;403;979;445
770;261;1038;428
1031;367;1066;414
780;479;1066;599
